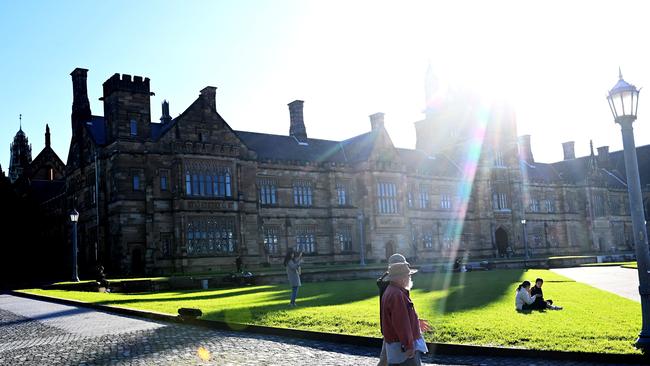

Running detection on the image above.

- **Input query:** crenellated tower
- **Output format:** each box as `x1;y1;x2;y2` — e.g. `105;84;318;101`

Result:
101;73;154;143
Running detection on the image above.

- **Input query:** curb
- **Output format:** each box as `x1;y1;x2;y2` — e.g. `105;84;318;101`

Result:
9;290;648;365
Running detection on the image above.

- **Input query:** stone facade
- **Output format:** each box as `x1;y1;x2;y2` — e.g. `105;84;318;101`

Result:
62;68;648;277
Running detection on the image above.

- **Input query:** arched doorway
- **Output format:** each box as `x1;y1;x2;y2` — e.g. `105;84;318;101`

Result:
131;247;145;275
495;228;508;257
385;240;395;262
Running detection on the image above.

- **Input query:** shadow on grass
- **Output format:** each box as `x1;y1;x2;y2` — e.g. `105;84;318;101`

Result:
90;286;279;306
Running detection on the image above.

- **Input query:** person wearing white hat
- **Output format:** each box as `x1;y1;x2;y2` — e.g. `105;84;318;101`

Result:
377;254;408;366
380;262;430;365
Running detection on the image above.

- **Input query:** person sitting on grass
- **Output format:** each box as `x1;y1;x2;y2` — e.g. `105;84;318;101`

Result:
515;280;540;311
530;278;563;310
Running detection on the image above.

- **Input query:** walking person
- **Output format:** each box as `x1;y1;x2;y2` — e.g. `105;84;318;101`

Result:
284;248;303;307
377;253;408;366
381;261;430;365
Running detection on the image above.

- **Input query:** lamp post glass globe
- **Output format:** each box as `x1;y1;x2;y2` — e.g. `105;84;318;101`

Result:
70;209;79;223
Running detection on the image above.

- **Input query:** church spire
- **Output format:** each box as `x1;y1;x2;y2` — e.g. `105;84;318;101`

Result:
45;124;51;148
19;114;22;131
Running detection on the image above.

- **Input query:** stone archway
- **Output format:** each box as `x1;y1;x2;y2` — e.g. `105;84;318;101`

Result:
495;227;508;257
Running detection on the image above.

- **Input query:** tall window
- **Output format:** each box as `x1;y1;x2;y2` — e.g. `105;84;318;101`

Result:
263;226;280;254
419;185;429;209
130;119;137;136
422;229;433;249
259;178;278;205
336;182;348;206
494;150;505;167
293;180;313;207
295;226;316;253
440;193;452;210
377;182;398;214
530;199;540;212
407;188;414;208
492;190;510;211
337;225;353;252
184;167;232;198
132;171;141;191
544;199;555;213
592;192;606;217
160;233;172;257
186;217;236;256
160;170;169;191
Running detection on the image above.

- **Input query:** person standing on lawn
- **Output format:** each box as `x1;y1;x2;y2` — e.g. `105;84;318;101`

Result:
377;253;408;366
381;262;430;366
284;248;303;307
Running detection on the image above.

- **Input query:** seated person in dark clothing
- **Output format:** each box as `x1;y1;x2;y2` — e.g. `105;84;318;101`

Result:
530;278;562;310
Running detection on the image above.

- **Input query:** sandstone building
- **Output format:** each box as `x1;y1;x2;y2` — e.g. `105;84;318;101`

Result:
58;68;647;276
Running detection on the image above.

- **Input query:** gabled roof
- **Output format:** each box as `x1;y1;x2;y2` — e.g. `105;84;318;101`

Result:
396;148;462;177
29;179;65;204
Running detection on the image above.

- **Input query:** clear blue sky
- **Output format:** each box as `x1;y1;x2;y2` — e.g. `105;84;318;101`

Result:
2;1;650;170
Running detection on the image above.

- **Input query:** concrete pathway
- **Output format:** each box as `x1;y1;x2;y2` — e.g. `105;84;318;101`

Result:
552;266;640;302
0;294;634;365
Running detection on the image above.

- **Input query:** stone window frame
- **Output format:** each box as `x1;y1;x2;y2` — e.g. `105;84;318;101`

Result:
160;232;173;258
131;169;143;191
186;216;237;256
159;169;170;192
294;225;316;253
418;184;430;209
263;225;281;255
130;119;137;136
293;180;313;207
440;192;452;210
258;178;278;206
335;180;349;206
337;225;353;252
184;164;232;198
377;181;398;214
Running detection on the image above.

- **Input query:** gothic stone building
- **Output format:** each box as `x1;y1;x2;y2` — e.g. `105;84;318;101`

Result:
64;67;647;277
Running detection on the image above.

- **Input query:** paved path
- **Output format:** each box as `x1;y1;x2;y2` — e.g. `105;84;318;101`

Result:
552;266;640;302
0;294;637;365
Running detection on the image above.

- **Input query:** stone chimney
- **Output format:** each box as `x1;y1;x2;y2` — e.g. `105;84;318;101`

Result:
597;146;610;167
70;68;91;136
160;100;172;124
200;87;217;111
518;135;534;163
288;100;307;140
562;141;575;160
369;113;385;131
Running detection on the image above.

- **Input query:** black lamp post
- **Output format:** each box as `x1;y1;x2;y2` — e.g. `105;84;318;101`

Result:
70;209;80;282
606;69;650;351
358;211;366;266
521;219;528;268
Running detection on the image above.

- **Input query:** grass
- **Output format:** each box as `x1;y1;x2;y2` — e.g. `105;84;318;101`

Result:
22;269;642;354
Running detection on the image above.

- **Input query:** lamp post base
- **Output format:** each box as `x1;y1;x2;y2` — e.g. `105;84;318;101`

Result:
635;334;650;353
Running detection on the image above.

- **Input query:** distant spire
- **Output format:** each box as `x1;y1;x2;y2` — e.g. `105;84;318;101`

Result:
590;139;594;156
19;114;22;131
45;124;51;148
619;67;623;80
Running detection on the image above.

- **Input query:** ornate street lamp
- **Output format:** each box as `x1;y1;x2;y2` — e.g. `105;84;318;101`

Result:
606;69;650;351
70;209;80;282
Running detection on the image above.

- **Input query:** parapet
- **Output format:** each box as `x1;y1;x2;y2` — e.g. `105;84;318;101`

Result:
102;73;152;97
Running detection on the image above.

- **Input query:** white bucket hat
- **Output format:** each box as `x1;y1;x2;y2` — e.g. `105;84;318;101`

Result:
386;262;418;281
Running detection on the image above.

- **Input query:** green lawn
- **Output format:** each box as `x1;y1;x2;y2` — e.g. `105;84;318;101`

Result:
22;269;642;354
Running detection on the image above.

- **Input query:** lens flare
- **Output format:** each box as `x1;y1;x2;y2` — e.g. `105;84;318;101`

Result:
197;346;211;361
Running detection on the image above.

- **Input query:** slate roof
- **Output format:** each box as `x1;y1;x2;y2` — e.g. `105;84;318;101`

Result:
396;148;462;177
85;116;107;145
234;131;349;163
